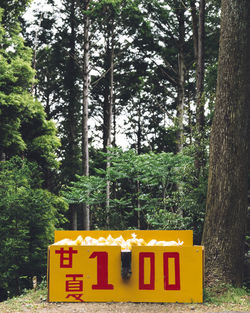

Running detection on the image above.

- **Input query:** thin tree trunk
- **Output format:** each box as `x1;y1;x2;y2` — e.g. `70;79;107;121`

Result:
176;4;185;152
136;101;142;229
195;0;206;174
0;152;6;162
137;101;142;155
186;72;193;145
177;54;185;152
202;0;250;286
190;0;198;62
82;0;90;230
31;13;43;95
68;0;80;230
196;0;205;131
103;37;113;152
112;100;116;147
72;205;77;230
137;180;141;229
105;22;115;229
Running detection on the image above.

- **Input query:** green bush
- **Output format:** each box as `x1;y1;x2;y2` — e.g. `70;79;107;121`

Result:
0;157;67;299
63;148;207;240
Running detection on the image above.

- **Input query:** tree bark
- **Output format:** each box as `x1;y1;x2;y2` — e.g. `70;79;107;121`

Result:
104;20;115;229
176;3;185;153
194;0;206;174
0;152;6;162
196;0;205;131
112;100;116;147
137;101;142;155
67;0;81;230
103;36;114;152
190;0;198;62
202;0;250;286
72;204;77;231
137;179;141;229
82;0;90;230
31;13;43;95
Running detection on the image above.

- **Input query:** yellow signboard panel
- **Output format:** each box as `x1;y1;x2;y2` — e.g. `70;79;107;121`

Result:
54;230;194;246
48;231;204;303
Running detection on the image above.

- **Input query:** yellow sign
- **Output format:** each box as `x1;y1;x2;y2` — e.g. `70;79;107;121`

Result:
54;230;194;246
47;230;204;303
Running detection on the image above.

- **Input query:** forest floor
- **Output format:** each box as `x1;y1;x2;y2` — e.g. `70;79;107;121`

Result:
0;287;249;313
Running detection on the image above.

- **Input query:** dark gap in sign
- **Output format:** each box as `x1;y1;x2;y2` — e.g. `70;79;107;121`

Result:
121;251;132;280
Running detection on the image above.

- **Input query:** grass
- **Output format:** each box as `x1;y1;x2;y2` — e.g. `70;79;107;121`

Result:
0;284;249;313
204;283;249;306
0;287;47;313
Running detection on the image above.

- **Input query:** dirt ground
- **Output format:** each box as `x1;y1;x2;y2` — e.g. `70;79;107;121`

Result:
38;302;250;313
1;300;250;313
0;289;249;313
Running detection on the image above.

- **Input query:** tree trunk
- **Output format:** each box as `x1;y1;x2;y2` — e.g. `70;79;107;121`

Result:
0;152;6;162
186;72;193;145
67;0;81;230
112;100;116;147
82;0;90;230
190;0;198;63
194;0;206;174
103;36;114;152
137;180;141;229
176;3;185;153
72;205;77;230
196;0;205;131
137;101;142;155
31;13;43;95
104;21;115;229
202;0;250;286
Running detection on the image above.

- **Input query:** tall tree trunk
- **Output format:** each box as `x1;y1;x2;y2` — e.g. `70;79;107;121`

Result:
66;0;80;230
194;0;206;174
190;0;198;63
186;72;193;145
202;0;250;286
82;0;90;230
112;100;116;147
137;179;141;229
104;22;115;228
176;3;185;152
31;13;43;95
103;37;114;152
0;152;6;162
136;101;142;228
137;101;142;155
72;204;77;231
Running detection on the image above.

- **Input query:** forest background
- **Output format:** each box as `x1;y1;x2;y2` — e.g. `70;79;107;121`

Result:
0;0;249;301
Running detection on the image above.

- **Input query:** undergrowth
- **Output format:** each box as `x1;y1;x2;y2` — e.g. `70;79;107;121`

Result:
204;283;249;305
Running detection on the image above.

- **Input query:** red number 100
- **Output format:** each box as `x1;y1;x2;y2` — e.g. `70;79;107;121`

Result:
90;251;180;291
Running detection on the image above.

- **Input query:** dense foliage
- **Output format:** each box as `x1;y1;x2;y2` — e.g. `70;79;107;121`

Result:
0;158;67;299
63;147;207;243
0;4;67;300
